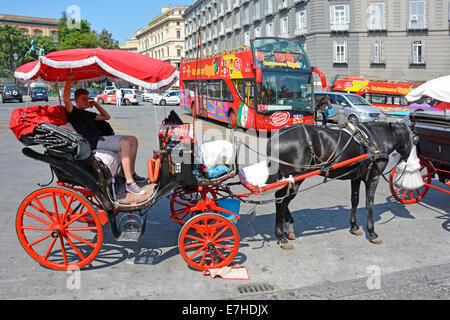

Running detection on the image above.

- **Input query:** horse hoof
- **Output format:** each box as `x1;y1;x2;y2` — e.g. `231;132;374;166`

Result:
281;242;294;250
369;237;383;244
285;232;296;240
350;228;364;236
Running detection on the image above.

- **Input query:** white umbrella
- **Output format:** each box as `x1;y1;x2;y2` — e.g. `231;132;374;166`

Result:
406;75;450;103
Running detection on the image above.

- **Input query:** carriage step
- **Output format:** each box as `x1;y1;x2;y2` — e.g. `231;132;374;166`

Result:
117;216;144;242
117;231;142;242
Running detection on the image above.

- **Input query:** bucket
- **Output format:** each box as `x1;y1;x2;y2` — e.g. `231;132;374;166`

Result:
216;198;240;225
327;109;333;116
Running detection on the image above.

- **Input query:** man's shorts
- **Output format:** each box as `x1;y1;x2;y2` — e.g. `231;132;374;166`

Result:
96;135;128;152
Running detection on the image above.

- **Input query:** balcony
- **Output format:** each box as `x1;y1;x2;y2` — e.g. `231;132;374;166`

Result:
233;23;241;30
409;56;426;65
330;23;350;32
370;56;386;64
294;28;307;37
278;1;288;11
265;8;274;17
233;0;240;8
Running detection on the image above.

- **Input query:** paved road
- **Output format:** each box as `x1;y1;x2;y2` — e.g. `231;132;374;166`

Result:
0;100;448;301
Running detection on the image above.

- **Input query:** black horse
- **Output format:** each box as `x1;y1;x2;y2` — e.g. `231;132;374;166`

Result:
266;121;413;249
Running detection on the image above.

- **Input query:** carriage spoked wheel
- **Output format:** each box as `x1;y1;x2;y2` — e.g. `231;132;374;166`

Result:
390;159;434;204
57;183;103;224
168;186;228;225
178;213;239;271
16;187;103;271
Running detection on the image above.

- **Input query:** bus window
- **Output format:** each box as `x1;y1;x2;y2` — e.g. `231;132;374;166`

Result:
393;95;403;105
220;80;233;102
207;81;221;100
370;94;387;104
232;79;256;109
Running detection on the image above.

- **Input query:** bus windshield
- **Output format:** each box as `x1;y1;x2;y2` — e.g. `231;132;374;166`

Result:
252;37;310;72
258;72;313;114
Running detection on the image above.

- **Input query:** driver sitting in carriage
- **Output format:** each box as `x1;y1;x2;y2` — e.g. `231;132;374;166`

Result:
63;73;147;195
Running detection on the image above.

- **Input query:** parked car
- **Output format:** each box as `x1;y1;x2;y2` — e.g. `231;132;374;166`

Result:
1;84;23;103
88;88;99;99
314;92;382;123
95;88;143;105
153;90;180;106
30;87;49;102
142;90;155;103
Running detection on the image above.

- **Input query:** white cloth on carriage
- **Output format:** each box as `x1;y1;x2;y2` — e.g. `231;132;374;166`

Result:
239;160;270;187
196;140;234;168
59;122;121;177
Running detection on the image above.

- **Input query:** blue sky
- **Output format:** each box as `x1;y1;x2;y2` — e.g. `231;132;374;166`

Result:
1;0;193;44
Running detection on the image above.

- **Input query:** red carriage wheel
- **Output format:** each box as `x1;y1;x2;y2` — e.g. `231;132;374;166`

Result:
168;186;228;225
16;187;103;271
390;159;434;204
178;213;239;271
57;183;104;224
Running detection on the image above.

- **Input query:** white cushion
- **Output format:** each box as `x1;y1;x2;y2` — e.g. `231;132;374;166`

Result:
240;161;269;187
197;140;234;168
94;150;121;177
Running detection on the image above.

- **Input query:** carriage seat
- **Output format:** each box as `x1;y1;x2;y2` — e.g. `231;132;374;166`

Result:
196;140;236;180
59;122;121;177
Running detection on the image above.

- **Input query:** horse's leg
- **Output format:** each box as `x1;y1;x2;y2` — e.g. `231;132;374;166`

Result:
274;185;297;250
350;178;364;236
284;183;300;241
365;176;383;244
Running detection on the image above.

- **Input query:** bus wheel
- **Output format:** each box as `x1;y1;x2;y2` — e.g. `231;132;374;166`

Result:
228;111;237;129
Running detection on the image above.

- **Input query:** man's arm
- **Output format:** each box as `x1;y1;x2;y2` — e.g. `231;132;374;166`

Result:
63;73;75;113
91;101;111;121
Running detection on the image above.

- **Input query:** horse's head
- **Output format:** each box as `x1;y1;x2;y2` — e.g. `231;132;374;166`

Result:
393;122;414;162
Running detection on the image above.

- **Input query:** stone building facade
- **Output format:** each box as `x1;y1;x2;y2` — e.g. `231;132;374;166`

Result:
182;0;450;83
0;13;59;42
129;6;188;69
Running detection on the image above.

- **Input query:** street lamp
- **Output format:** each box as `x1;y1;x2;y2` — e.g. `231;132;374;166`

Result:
13;53;19;86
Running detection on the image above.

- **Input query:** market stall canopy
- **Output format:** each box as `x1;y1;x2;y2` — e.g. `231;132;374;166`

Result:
14;48;178;91
406;75;450;103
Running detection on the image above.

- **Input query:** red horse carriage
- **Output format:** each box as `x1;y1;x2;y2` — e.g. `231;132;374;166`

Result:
11;49;245;271
390;75;450;203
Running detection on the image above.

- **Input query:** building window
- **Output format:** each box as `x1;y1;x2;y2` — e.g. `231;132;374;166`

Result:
177;30;181;39
220;0;225;15
255;26;261;37
280;16;289;35
296;10;307;30
255;0;261;20
411;40;425;64
333;41;347;63
266;21;274;36
369;3;385;30
244;30;251;45
330;5;350;25
371;40;385;64
409;1;426;29
244;6;249;25
267;0;273;15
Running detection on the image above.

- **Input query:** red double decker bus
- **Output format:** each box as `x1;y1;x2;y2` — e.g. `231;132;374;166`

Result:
332;75;446;115
179;37;326;131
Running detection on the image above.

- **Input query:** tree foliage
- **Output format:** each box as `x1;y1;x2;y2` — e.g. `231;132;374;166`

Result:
0;12;120;78
0;25;30;77
57;11;120;50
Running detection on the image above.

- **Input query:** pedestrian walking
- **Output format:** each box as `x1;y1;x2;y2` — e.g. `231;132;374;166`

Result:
115;89;122;107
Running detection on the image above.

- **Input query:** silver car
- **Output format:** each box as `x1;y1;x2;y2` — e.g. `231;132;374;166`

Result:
315;92;382;123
